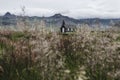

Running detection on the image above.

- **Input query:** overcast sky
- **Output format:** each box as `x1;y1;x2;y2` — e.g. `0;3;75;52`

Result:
0;0;120;19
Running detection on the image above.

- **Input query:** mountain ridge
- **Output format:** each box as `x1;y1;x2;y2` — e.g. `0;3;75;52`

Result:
0;12;120;27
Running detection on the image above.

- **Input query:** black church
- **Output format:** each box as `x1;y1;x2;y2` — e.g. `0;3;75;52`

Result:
60;20;76;33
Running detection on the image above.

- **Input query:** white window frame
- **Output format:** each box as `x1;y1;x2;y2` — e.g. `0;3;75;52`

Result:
68;28;70;31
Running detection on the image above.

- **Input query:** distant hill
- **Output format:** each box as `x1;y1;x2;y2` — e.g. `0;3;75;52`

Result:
1;12;120;27
1;12;17;25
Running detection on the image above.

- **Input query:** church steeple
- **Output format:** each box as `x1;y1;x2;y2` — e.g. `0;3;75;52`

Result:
62;20;65;27
60;20;66;33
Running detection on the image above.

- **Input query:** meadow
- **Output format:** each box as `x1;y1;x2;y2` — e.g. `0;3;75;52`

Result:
0;24;120;80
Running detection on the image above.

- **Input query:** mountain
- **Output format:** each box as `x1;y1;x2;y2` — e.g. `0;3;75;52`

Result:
0;12;120;27
2;12;17;25
44;13;80;27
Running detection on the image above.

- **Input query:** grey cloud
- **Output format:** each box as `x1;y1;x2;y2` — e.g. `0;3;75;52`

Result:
0;0;120;18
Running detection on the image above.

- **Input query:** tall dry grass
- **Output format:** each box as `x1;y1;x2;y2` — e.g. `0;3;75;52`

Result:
0;23;120;80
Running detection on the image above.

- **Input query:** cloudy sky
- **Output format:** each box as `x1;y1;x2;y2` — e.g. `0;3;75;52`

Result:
0;0;120;19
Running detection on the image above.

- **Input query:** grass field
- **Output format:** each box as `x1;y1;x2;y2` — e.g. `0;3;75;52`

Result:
0;26;120;80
